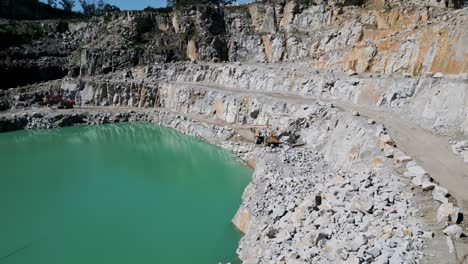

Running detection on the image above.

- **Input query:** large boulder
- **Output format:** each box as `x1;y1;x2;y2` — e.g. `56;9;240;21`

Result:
432;186;449;203
393;155;412;172
377;134;396;150
350;196;374;214
404;165;428;178
443;225;463;238
437;203;460;224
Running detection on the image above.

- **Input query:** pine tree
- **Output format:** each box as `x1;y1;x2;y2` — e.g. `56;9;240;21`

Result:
79;0;97;15
47;0;57;8
102;3;120;13
78;0;111;15
59;0;75;12
97;0;105;14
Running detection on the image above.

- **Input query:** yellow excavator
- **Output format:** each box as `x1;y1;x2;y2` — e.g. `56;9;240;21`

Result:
253;125;280;147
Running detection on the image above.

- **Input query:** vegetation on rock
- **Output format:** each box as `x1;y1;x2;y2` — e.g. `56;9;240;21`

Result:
78;0;120;16
0;0;77;19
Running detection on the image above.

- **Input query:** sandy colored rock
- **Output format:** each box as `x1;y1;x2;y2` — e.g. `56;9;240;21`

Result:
232;207;250;234
437;203;460;224
186;40;197;62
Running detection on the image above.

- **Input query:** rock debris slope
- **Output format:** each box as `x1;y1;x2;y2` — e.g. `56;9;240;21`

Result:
0;0;467;263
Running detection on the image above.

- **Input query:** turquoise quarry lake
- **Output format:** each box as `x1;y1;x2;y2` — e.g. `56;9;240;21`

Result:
0;123;252;264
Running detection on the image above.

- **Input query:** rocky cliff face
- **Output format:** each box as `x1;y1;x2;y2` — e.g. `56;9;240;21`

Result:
1;1;468;263
6;62;465;136
1;0;466;89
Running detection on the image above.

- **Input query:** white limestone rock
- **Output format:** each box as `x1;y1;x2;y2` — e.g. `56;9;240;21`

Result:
411;173;430;186
404;165;428;178
350;196;374;214
437;203;460;224
432;186;449;203
433;72;444;78
421;180;436;191
443;225;463;238
422;231;434;239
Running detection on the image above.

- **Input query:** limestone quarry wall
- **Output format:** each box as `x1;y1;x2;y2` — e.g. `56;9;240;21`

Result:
1;1;468;263
74;1;465;76
1;0;467;89
48;63;466;136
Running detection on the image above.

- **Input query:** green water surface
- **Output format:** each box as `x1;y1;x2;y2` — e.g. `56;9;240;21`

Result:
0;122;251;264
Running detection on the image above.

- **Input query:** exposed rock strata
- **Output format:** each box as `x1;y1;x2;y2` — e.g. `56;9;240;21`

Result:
4;62;466;136
0;101;463;263
1;0;467;89
2;60;467;263
2;70;467;262
1;0;467;263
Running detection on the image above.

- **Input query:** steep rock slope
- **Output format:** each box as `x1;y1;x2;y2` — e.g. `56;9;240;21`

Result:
1;0;466;89
1;0;468;263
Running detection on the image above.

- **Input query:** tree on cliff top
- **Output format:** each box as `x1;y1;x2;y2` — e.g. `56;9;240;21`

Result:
78;0;120;15
59;0;75;12
79;0;96;15
1;0;77;19
167;0;234;7
47;0;56;8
